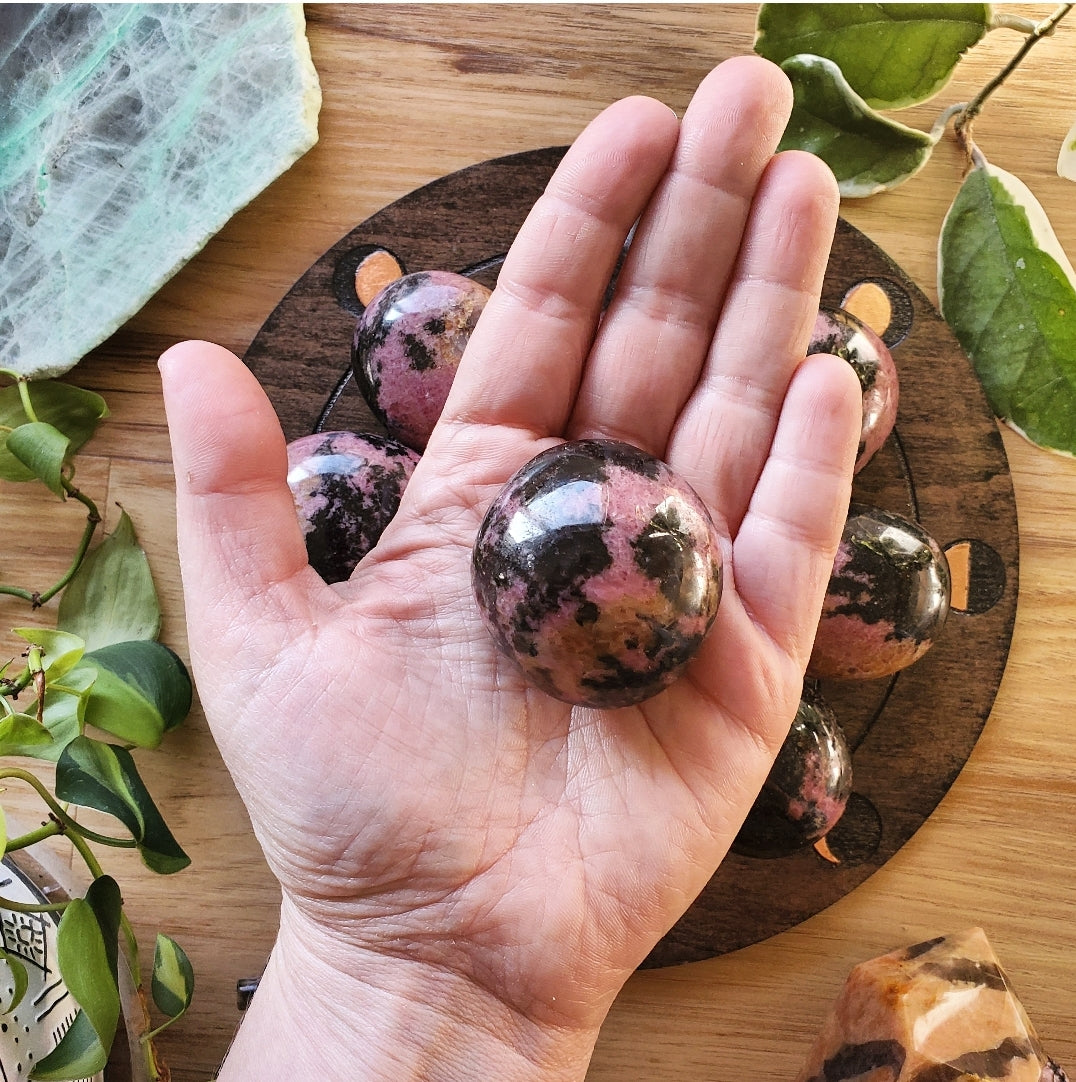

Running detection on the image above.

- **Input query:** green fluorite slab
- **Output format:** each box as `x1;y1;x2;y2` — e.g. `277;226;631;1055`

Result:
0;3;321;378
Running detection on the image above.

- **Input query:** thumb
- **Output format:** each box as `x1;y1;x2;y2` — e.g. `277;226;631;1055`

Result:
159;340;316;663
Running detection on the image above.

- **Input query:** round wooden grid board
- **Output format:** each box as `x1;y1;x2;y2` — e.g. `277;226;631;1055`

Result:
243;147;1018;967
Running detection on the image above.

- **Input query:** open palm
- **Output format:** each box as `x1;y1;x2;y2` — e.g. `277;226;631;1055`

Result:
162;56;860;1080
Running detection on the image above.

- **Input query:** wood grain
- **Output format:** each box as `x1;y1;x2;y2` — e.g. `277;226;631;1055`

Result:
2;5;1074;1079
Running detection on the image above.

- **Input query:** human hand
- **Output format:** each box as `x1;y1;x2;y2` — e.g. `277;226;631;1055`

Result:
160;54;860;1082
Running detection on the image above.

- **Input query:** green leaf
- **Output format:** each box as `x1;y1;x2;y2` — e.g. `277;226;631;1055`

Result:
0;952;29;1014
778;54;938;196
73;640;192;748
30;1008;108;1081
55;737;191;874
12;627;86;681
0;380;108;483
1059;115;1076;180
46;895;120;1077
0;712;56;758
152;933;195;1019
58;509;162;650
755;3;992;109
939;160;1076;454
6;421;70;496
84;876;122;983
21;666;97;762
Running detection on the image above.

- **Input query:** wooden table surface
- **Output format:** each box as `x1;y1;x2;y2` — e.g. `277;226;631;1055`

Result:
4;5;1076;1079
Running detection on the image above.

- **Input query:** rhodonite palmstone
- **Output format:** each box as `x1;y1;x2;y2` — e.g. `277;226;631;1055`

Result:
471;438;723;708
0;4;320;377
810;306;899;473
733;687;852;858
287;430;419;584
795;928;1069;1082
352;271;491;451
808;504;951;681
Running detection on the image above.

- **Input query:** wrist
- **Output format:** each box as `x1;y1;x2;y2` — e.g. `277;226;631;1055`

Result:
217;898;601;1082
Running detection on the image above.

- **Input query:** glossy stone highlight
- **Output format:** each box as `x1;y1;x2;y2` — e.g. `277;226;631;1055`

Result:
472;438;723;708
794;928;1069;1082
353;270;490;451
808;504;951;681
287;430;419;584
733;687;852;858
810;306;899;473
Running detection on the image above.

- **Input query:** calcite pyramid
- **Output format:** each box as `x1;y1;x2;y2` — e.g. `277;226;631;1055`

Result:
794;928;1067;1082
0;3;321;378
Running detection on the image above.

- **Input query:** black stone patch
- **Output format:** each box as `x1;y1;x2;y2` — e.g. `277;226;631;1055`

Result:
909;1036;1036;1082
919;957;1008;993
515;442;611;505
805;1038;905;1082
632;505;690;604
403;331;438;371
901;935;946;961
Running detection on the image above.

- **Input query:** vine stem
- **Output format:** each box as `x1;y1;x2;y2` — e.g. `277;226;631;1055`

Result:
953;3;1073;165
0;477;102;607
2;768;139;852
16;379;40;424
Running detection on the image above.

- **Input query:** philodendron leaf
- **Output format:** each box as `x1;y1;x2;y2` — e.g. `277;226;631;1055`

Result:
36;890;121;1080
59;509;162;650
12;627;86;681
73;639;193;748
5;421;70;496
755;3;992;109
0;952;28;1014
21;665;97;762
30;1006;108;1080
0;713;56;758
84;875;123;983
1059;116;1076;180
152;933;195;1019
55;736;191;874
939;160;1076;454
0;380;108;483
778;54;938;197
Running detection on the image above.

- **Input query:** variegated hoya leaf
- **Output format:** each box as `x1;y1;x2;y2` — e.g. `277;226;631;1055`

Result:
939;159;1076;454
756;3;992;109
1059;115;1076;180
778;54;938;197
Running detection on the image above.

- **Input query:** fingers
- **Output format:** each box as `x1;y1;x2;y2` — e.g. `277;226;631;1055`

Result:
666;148;840;528
728;352;861;668
567;55;795;457
439;92;680;442
159;341;325;666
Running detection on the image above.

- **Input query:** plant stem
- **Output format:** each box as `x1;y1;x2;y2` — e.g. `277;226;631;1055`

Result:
0;666;32;699
954;3;1073;164
0;478;101;607
15;378;40;424
991;12;1040;33
0;893;69;914
0;767;139;851
7;818;64;850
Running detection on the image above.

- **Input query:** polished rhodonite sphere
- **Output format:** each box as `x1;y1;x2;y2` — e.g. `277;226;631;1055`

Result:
287;430;419;584
471;438;723;708
807;504;951;681
352;270;491;451
732;688;852;858
809;306;899;474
